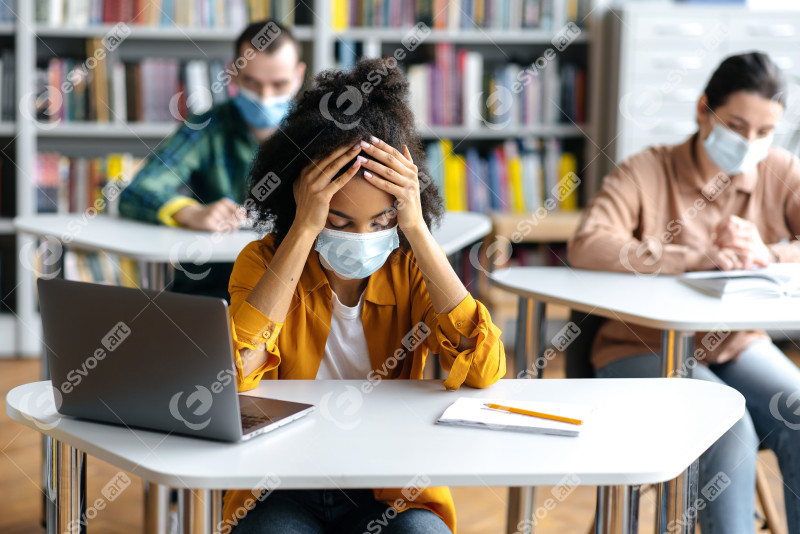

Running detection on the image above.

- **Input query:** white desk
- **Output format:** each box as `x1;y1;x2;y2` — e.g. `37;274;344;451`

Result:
432;211;492;257
7;378;744;534
14;211;489;284
490;266;800;376
13;211;492;533
489;265;800;533
491;266;800;332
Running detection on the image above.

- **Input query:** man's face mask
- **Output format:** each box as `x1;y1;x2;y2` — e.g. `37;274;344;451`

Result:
233;86;292;129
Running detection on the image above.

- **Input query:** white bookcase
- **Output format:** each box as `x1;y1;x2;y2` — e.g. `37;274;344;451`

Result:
600;2;800;179
5;0;600;356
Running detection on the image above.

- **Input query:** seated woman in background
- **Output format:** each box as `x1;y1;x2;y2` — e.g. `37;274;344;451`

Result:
221;58;506;534
569;51;800;533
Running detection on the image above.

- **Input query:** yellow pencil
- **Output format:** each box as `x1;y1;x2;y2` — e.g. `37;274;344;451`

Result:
484;403;583;426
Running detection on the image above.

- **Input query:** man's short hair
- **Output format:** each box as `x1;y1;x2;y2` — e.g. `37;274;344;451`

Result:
235;20;301;60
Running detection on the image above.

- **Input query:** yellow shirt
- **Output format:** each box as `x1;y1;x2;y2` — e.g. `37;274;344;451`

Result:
221;234;506;533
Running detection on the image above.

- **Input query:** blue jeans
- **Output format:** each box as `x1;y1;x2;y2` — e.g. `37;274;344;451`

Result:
596;339;800;534
232;488;452;534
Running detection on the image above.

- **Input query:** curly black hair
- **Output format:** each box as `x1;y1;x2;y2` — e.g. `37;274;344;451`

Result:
244;57;444;249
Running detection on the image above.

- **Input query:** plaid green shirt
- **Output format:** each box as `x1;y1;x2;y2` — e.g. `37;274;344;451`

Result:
119;101;258;224
118;101;258;299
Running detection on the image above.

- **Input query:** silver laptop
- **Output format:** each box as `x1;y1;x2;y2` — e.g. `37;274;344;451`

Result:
37;277;315;442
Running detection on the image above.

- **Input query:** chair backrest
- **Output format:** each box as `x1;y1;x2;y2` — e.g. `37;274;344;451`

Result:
564;311;607;379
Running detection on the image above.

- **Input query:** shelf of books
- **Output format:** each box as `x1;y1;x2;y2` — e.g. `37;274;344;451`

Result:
7;0;598;356
0;0;15;352
8;0;322;355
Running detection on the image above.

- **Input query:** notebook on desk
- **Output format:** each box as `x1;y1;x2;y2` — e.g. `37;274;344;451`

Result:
437;398;592;437
37;278;315;442
678;263;800;299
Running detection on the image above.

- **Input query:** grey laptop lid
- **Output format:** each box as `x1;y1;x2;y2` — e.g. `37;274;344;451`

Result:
37;277;313;442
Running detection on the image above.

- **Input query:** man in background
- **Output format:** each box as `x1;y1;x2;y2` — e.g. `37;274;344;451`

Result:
119;20;305;299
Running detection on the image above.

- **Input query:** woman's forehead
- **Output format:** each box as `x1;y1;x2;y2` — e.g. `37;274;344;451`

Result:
329;176;395;217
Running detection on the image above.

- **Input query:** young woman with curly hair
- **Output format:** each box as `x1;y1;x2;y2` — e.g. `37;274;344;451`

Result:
221;57;506;534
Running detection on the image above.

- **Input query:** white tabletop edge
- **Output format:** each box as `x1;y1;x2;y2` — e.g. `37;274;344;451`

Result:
489;267;800;332
6;379;745;489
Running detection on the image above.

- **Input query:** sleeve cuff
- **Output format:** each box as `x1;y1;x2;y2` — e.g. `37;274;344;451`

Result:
438;293;480;341
157;196;200;227
438;294;480;391
231;300;284;348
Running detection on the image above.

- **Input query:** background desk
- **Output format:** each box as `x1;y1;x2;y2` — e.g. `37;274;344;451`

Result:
8;378;744;534
490;265;800;533
14;211;490;282
490;266;800;376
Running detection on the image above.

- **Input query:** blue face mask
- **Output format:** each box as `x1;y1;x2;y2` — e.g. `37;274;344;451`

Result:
232;86;292;129
315;227;400;280
703;121;773;175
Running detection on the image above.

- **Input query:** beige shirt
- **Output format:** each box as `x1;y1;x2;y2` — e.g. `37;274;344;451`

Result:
568;133;800;369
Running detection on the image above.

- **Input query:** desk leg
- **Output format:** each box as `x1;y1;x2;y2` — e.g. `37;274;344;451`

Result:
40;241;65;525
595;485;639;534
657;459;700;534
506;486;535;534
660;329;695;379
658;330;697;533
45;438;86;534
515;297;530;377
144;482;171;534
140;261;175;533
514;298;546;379
178;489;222;534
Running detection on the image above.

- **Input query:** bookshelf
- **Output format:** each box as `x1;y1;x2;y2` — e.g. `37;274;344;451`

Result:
6;0;601;356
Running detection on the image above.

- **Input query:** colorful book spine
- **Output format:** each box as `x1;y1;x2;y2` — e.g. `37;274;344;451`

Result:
424;138;578;214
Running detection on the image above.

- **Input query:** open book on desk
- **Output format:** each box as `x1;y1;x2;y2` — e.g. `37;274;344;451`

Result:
437;398;592;437
678;263;800;299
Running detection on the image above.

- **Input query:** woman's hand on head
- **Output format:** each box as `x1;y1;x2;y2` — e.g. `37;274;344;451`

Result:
357;136;426;234
292;142;362;235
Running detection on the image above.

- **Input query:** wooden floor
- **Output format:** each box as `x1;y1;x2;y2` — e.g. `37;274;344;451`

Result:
1;353;791;533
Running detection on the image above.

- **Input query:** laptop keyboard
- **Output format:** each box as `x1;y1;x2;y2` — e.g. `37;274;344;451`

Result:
241;413;272;432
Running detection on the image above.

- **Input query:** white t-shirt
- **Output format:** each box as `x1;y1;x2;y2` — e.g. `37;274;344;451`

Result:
315;289;372;380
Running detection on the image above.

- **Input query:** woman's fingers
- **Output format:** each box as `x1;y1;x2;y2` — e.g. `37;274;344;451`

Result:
362;167;405;197
359;137;417;181
402;144;414;164
325;159;362;196
302;142;361;186
357;156;412;188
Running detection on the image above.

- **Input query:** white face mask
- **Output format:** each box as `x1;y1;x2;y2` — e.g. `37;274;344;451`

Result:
315;227;399;280
702;121;773;175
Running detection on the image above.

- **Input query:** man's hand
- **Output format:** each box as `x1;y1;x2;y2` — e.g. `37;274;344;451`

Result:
172;198;246;232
